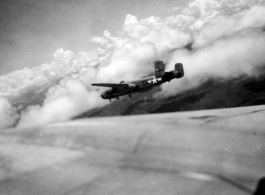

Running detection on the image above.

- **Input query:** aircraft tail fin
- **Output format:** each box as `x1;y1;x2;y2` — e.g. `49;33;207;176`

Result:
154;61;165;78
174;63;184;78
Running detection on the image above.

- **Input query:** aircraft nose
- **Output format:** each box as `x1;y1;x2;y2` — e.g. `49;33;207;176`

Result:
101;93;107;99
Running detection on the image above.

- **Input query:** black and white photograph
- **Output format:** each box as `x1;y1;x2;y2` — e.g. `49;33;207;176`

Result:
0;0;264;194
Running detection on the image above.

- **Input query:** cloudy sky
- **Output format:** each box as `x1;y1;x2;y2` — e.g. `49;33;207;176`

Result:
0;0;190;75
1;0;265;129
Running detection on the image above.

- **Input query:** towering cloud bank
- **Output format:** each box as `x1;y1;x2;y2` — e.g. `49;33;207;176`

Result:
17;76;107;127
0;0;265;129
0;97;19;129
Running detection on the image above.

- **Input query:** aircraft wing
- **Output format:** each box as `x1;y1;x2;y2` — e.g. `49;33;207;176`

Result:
1;105;265;194
92;83;136;90
92;83;126;87
92;83;132;87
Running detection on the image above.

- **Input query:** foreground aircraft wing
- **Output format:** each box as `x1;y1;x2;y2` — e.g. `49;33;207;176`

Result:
0;105;265;194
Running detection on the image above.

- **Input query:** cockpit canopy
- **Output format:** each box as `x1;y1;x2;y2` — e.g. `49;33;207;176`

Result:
101;88;113;95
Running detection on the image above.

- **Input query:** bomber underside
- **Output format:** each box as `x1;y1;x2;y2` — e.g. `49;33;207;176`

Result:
102;85;157;100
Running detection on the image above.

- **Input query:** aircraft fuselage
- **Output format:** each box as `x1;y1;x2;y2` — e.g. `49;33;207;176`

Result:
101;71;180;100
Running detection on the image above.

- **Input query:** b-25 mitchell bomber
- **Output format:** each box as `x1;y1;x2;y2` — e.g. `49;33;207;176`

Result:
91;61;184;101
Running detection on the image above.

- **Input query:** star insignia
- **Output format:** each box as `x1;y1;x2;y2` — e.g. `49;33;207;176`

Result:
152;78;157;84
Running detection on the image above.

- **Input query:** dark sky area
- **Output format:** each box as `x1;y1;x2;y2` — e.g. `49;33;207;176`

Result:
0;0;189;75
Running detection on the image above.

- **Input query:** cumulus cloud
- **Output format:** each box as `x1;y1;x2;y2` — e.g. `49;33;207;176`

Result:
18;77;107;127
96;41;158;82
122;15;162;39
193;4;265;47
158;29;265;97
156;0;265;96
0;97;19;129
140;25;193;52
1;0;265;128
